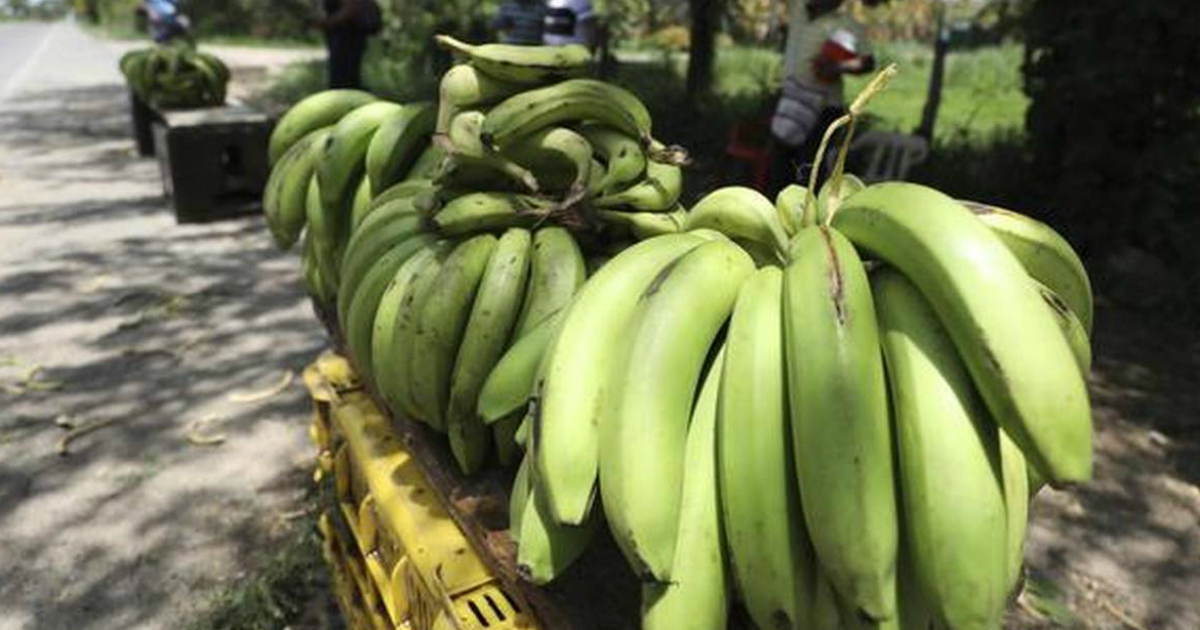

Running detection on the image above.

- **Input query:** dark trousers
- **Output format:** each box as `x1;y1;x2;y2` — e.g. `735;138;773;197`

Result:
327;31;368;89
769;107;844;196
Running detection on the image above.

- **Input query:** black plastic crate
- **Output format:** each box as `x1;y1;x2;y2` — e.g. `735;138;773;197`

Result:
152;106;271;224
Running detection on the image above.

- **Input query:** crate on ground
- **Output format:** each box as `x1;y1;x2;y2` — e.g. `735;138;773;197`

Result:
304;352;538;630
152;105;271;223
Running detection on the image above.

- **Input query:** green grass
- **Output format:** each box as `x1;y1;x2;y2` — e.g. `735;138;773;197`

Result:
846;40;1028;140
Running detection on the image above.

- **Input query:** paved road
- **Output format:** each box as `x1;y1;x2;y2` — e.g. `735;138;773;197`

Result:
0;19;327;630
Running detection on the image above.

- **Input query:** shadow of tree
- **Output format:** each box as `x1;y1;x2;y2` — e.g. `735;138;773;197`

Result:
0;73;336;630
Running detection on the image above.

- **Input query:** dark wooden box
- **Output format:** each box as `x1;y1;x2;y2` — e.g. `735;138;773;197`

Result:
152;105;271;224
128;89;160;157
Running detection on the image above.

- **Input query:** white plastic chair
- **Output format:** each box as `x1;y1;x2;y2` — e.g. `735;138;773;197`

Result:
849;130;930;183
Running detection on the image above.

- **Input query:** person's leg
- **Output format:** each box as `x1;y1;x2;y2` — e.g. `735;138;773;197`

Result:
344;34;368;90
327;32;360;89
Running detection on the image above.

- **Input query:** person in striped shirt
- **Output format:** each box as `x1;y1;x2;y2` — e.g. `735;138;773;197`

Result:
495;0;547;45
770;0;887;192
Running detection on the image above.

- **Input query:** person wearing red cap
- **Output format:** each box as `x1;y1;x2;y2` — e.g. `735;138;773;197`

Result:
770;0;887;192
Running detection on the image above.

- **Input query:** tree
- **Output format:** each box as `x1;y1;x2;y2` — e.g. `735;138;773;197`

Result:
686;0;725;96
1023;0;1200;269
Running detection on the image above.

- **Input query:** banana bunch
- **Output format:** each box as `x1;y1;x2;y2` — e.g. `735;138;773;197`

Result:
119;42;229;110
508;176;1094;630
261;36;694;480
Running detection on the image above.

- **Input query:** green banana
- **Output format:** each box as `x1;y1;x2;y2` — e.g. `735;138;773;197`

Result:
439;110;539;191
832;183;1092;483
374;245;451;420
437;64;526;132
269;89;376;165
512;227;586;338
404;143;446;181
311;103;404;292
481;79;651;148
435;35;592;84
305;175;340;289
1024;280;1091;499
317;101;405;254
263;127;329;250
686;186;789;253
365;102;436;196
600;239;753;580
514;412;530;448
1036;280;1092;374
509;452;534;538
348;173;373;231
813;173;866;226
535;233;706;525
478;309;566;424
720;266;821;630
517;465;599;585
579;124;647;194
336;200;423;327
369;179;436;212
598;209;683;240
501;126;593;195
641;348;728;630
963;200;1094;333
301;231;334;304
409;235;499;429
593;160;682;211
1000;427;1029;597
431;191;557;237
873;267;1008;630
783;226;897;622
776;184;808;235
446;229;532;474
586;158;607;196
344;234;437;382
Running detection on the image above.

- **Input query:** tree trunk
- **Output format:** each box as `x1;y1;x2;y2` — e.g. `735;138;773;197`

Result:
686;0;723;97
915;3;949;142
645;0;659;33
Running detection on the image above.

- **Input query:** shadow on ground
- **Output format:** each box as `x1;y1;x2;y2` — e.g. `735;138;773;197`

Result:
0;76;334;630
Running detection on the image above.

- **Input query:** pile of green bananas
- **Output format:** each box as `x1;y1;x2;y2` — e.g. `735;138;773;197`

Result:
119;43;229;110
498;176;1094;630
262;36;686;476
263;36;1096;630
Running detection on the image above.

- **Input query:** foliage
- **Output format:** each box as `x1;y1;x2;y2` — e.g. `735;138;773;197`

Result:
2;0;70;20
1022;0;1200;278
847;40;1027;137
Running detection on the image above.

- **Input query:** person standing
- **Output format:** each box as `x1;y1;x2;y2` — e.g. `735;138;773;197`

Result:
494;0;546;45
770;0;885;192
317;0;382;89
543;0;598;50
143;0;190;44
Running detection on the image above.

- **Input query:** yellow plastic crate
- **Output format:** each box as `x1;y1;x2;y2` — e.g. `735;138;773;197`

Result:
307;352;539;630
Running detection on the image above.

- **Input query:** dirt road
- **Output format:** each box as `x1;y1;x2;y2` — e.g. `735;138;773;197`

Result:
0;19;327;630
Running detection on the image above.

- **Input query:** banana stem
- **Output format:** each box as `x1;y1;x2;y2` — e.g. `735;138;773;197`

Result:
804;63;899;227
803;115;850;220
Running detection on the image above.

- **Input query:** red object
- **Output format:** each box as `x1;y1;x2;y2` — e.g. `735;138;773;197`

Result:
726;120;774;193
814;28;861;83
